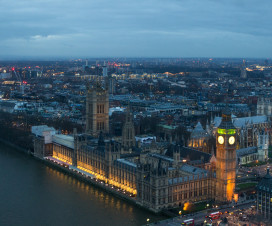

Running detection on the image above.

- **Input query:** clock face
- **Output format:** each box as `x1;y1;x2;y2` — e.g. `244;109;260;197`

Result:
229;136;235;145
218;136;224;144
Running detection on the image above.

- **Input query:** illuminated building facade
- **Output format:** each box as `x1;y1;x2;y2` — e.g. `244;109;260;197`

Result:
33;125;217;212
136;149;216;212
32;100;241;212
52;134;74;165
216;107;237;202
188;122;211;154
73;133;138;195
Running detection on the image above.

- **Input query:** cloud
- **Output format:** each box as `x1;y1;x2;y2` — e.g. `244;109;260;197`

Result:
30;35;62;41
0;0;271;58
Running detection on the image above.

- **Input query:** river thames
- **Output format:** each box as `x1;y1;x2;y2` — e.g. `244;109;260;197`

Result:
0;143;166;226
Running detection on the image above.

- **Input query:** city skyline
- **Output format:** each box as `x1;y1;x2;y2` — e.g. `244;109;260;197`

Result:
1;0;272;59
1;56;272;224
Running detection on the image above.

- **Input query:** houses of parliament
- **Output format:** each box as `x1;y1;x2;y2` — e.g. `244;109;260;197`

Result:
32;82;237;213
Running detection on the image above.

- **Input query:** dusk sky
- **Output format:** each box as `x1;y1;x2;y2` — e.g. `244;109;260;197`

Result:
1;0;271;59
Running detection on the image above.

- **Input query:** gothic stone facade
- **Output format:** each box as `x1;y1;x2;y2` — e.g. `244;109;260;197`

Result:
86;82;109;136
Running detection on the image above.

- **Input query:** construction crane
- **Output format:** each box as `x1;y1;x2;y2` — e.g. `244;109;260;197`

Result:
12;67;25;94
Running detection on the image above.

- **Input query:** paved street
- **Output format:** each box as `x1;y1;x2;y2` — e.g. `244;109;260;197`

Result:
150;200;256;226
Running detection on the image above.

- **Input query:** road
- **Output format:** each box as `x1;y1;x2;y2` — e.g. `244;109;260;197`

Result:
150;200;255;226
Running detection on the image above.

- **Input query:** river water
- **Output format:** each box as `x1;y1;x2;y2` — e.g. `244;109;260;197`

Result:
0;143;166;226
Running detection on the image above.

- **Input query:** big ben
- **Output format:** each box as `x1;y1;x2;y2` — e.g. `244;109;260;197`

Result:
216;107;237;202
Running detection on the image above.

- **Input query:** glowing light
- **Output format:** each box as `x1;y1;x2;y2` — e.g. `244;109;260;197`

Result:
218;129;236;135
234;193;238;203
183;202;190;211
77;164;137;195
226;179;235;201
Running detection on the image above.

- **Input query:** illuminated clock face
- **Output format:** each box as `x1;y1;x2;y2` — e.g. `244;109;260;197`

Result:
229;136;235;145
218;136;224;144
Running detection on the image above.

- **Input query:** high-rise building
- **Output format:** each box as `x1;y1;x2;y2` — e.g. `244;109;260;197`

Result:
216;107;237;202
85;81;109;136
102;66;108;77
108;76;116;94
83;59;89;71
241;60;247;79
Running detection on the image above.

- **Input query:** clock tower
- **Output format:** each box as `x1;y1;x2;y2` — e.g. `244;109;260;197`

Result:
216;107;237;202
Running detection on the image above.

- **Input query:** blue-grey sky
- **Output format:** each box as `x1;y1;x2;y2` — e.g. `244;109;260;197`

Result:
0;0;271;58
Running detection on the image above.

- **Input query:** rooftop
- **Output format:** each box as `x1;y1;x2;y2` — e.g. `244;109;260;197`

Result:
149;153;174;162
166;146;212;164
214;115;268;128
116;159;137;168
180;164;208;175
31;125;56;137
52;134;74;149
236;147;257;157
191;122;209;138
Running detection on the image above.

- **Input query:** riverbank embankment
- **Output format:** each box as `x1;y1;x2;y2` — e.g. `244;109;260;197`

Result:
0;139;168;217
